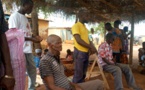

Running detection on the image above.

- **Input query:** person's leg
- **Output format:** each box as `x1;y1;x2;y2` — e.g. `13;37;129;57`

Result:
25;53;36;90
82;54;89;80
77;79;104;90
116;63;140;90
103;65;123;90
73;48;88;83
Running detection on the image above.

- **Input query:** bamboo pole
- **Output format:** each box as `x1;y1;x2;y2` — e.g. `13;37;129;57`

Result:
129;13;134;64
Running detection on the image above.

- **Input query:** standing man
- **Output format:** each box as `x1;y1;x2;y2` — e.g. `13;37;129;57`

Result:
72;13;97;83
105;22;122;63
113;20;124;63
8;0;42;90
0;0;15;90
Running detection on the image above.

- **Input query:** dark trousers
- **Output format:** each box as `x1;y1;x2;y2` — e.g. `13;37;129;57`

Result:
73;48;89;83
113;53;121;63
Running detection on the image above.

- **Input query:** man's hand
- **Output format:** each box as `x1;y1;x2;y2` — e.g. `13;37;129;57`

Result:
35;36;43;42
0;77;15;90
112;56;116;63
89;46;98;55
70;82;83;90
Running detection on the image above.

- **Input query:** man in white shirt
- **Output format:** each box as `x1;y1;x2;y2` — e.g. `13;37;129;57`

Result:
8;0;42;90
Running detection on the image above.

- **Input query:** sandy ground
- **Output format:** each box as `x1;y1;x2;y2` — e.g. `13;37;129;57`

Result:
25;44;145;90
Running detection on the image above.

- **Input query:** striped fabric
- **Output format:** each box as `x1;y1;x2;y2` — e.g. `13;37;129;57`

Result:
39;52;73;90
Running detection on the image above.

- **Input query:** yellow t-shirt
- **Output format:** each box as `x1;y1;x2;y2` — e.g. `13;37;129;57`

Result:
71;22;90;52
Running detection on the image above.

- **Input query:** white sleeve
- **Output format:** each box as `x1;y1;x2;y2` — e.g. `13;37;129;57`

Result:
8;14;19;29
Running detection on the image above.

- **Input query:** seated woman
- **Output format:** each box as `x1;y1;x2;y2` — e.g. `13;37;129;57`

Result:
138;42;145;67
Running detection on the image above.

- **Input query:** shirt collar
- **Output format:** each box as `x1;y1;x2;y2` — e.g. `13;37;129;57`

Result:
46;51;60;63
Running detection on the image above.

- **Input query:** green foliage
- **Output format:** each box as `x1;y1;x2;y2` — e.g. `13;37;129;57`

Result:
94;22;105;35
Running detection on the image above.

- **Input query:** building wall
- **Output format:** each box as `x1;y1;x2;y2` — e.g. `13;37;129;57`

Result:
38;20;49;49
48;28;72;41
38;20;49;39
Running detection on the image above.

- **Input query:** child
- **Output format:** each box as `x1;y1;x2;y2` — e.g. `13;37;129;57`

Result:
41;49;48;57
66;49;73;61
44;49;48;55
138;42;145;67
34;49;42;74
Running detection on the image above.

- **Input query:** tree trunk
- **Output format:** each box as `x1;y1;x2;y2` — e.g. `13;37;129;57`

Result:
31;5;41;50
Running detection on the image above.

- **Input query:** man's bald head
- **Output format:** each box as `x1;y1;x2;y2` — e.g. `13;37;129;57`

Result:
47;34;61;45
47;34;62;55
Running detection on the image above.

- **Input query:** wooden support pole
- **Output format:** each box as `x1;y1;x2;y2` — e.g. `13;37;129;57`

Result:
129;13;134;64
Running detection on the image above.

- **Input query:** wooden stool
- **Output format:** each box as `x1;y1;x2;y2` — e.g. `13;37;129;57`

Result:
86;55;110;90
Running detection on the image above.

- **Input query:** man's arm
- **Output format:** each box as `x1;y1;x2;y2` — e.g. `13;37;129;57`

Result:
102;58;115;65
43;76;66;90
74;34;97;54
0;33;15;90
25;36;42;43
74;34;91;49
89;41;98;55
0;33;13;76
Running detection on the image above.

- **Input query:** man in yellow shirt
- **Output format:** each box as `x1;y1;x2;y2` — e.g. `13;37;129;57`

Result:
72;13;97;83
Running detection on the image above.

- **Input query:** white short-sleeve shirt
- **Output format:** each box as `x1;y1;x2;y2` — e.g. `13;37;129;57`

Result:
8;12;32;53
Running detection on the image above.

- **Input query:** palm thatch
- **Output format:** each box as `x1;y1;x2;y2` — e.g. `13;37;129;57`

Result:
3;0;145;22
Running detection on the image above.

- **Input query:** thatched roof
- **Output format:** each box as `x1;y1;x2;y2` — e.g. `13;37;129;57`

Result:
3;0;145;23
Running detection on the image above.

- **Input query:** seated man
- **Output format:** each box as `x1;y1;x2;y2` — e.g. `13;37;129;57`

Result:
39;34;104;90
98;33;141;90
138;42;145;67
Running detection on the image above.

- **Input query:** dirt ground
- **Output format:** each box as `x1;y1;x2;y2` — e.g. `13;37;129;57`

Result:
26;44;145;90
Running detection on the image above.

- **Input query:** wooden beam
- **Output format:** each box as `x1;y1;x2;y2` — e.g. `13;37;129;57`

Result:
129;13;135;65
134;0;143;7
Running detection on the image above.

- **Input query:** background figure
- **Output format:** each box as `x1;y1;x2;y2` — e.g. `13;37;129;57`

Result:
123;26;131;54
112;20;124;63
8;0;42;90
138;42;145;67
41;49;48;57
0;0;15;89
90;28;99;46
66;49;73;61
34;49;42;74
44;49;48;55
